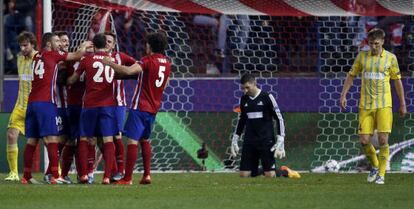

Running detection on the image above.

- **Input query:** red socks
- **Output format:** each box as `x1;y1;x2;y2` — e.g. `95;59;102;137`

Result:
77;140;89;177
114;137;125;174
61;145;76;177
23;143;37;179
140;140;152;176
103;142;115;179
46;143;60;178
124;144;138;181
87;143;96;174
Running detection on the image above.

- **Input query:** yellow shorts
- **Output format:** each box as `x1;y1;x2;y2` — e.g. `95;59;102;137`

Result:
7;106;27;135
358;107;392;135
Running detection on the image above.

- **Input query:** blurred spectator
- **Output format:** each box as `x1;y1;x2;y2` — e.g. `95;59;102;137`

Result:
353;16;378;51
232;15;250;52
113;9;145;58
351;16;408;52
88;10;111;41
193;14;228;57
376;16;408;50
193;14;229;75
3;0;35;74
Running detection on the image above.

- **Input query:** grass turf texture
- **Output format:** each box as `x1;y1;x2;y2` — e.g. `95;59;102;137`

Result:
0;173;413;209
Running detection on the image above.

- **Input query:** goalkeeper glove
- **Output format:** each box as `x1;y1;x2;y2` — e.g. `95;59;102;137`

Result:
271;135;285;159
230;134;240;157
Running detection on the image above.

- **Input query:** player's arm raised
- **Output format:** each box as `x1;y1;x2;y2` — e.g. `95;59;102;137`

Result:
102;57;142;76
66;41;93;61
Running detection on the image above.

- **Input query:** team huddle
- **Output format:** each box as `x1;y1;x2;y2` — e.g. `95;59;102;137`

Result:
6;30;171;185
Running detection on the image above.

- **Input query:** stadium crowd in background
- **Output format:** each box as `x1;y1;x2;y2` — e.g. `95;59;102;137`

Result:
3;0;35;74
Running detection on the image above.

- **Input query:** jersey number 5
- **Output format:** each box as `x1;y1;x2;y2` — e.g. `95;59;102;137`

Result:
33;60;45;79
93;61;114;83
155;66;166;87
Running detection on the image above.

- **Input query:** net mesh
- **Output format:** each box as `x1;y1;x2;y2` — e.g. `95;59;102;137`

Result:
51;0;414;172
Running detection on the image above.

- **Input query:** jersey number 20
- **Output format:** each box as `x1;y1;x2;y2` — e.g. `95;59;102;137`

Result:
93;61;114;83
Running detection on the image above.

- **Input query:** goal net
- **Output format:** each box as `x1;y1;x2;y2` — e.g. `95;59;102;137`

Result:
48;0;414;172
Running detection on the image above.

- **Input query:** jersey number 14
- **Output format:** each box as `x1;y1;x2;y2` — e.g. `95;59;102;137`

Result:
33;60;45;79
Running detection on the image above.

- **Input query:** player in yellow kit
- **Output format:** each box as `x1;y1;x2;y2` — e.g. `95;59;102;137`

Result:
340;28;407;184
5;31;38;181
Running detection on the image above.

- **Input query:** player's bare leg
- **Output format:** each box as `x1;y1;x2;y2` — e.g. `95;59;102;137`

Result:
5;128;20;181
264;171;275;178
239;171;251;177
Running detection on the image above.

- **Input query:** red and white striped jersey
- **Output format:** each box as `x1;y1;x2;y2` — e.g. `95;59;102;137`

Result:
111;51;137;106
29;50;68;104
130;53;171;114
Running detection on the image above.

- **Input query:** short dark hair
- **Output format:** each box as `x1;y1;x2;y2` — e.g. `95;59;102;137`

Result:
41;32;57;49
240;73;255;84
55;30;68;37
17;31;37;47
146;32;168;54
93;33;107;49
367;28;385;40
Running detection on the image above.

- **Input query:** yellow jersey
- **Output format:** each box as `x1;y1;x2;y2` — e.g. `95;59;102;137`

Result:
349;49;401;110
14;51;37;109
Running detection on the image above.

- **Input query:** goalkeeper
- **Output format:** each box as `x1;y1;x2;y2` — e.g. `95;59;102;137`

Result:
230;73;286;178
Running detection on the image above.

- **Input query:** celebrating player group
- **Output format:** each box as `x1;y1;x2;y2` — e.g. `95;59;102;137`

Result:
6;30;171;185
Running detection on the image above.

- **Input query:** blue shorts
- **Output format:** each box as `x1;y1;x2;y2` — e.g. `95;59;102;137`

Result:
57;108;70;136
115;106;127;133
67;105;82;139
25;102;59;138
124;109;155;141
79;106;118;137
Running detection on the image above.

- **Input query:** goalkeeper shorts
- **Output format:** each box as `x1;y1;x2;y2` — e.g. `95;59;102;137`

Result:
240;140;275;172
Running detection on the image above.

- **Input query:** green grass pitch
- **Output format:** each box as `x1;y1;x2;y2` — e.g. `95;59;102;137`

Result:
0;173;413;209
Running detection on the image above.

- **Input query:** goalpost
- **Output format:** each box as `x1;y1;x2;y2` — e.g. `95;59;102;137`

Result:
39;0;414;173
